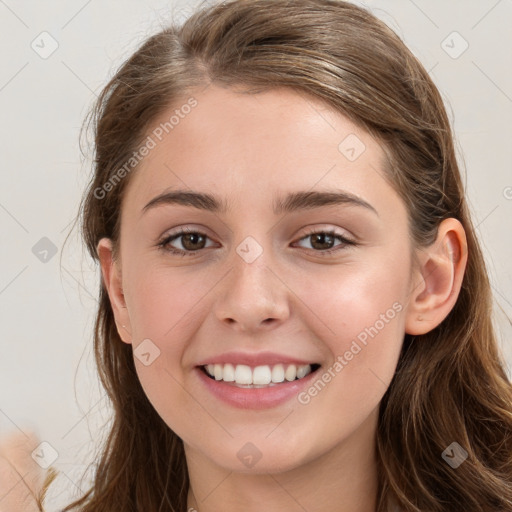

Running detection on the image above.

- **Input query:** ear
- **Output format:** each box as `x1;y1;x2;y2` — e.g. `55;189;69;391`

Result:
404;218;468;335
97;237;132;344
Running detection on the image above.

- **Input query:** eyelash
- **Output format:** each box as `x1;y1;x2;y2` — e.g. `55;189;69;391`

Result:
156;227;357;258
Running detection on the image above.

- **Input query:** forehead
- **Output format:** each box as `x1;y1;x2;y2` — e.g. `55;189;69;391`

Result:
121;85;398;218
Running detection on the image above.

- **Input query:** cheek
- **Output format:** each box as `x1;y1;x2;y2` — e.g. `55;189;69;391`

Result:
126;248;408;437
127;263;211;342
306;255;407;335
299;257;408;394
124;263;231;426
285;265;407;456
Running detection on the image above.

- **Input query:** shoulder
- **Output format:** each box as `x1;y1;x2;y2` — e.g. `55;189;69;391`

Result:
0;430;47;512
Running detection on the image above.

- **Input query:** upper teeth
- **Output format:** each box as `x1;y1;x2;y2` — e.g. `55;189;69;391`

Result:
205;363;313;385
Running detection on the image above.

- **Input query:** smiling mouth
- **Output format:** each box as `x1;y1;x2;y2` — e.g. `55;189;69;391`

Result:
200;363;321;388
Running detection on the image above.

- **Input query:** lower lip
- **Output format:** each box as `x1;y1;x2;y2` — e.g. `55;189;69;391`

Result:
195;366;320;410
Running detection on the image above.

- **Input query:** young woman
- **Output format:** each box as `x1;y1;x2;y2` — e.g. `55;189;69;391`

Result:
2;0;511;510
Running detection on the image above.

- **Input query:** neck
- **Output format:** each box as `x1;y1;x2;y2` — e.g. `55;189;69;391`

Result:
185;408;379;512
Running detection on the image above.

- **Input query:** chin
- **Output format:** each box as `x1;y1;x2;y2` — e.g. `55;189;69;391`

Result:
201;438;318;475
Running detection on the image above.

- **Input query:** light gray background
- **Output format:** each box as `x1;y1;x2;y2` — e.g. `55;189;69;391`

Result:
0;0;511;508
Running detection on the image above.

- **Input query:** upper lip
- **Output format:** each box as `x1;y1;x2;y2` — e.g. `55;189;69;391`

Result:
196;351;319;367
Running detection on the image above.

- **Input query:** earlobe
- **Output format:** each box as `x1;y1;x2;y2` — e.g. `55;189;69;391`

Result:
96;237;133;344
404;218;468;336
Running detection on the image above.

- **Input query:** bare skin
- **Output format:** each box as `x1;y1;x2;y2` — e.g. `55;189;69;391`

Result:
0;431;47;512
95;84;467;512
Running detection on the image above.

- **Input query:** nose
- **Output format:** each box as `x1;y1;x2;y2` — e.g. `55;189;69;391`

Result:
213;251;290;333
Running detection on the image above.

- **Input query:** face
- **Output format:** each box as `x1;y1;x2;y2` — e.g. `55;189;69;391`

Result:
104;84;417;473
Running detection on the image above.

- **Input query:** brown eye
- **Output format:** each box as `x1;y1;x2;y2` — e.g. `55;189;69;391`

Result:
308;232;336;250
158;229;214;256
294;229;357;256
179;232;207;251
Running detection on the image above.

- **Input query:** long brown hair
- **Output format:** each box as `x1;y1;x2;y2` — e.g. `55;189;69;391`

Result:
55;0;512;510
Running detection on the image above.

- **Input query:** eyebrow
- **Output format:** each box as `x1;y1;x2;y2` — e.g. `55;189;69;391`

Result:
141;189;378;217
